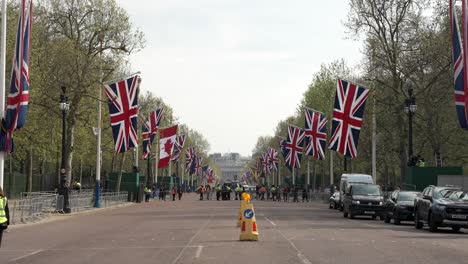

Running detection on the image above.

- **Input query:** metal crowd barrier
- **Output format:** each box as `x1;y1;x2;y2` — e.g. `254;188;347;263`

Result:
9;191;129;224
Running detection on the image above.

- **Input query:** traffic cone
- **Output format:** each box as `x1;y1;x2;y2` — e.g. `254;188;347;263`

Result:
237;200;246;227
239;201;259;241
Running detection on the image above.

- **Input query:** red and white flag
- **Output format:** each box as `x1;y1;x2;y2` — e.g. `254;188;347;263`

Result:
157;125;178;168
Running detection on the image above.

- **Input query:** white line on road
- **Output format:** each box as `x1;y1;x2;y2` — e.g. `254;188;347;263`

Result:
264;217;276;226
195;245;204;258
171;215;212;264
271;219;312;264
11;250;43;262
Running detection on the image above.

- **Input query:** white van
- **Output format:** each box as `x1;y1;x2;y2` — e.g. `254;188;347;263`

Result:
339;173;374;209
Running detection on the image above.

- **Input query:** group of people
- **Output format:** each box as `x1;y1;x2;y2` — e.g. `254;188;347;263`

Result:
143;184;184;202
255;185;310;202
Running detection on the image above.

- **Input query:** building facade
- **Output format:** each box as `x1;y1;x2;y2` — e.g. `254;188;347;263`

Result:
209;153;250;182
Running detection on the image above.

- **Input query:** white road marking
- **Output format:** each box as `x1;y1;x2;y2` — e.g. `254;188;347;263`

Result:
277;229;312;264
11;250;43;261
195;245;204;258
264;217;276;226
171;215;212;264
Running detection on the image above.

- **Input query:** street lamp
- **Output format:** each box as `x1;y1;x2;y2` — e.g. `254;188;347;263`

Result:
404;82;417;166
59;85;71;213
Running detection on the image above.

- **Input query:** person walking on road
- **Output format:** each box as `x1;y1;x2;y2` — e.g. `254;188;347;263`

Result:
0;186;9;248
302;187;309;202
144;185;152;202
235;185;243;200
271;185;277;201
171;186;177;201
259;185;266;200
293;187;299;202
215;184;222;200
205;185;211;200
283;186;289;202
177;185;183;200
198;185;204;200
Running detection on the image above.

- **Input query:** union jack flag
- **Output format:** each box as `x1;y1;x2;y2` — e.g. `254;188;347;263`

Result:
3;0;33;153
185;147;196;173
277;136;287;160
104;74;140;155
304;108;328;160
142;108;164;159
329;79;369;158
262;152;271;175
194;156;203;176
284;125;305;172
267;147;279;172
451;0;468;129
171;134;186;162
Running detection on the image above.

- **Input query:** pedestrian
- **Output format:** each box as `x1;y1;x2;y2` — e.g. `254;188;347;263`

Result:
271;185;277;201
302;187;309;202
283;186;289;202
144;185;152;202
205;185;211;200
0;186;10;248
171;186;177;201
215;184;222;200
259;185;266;200
177;185;183;200
293;187;299;202
198;185;204;200
235;185;242;200
226;184;232;200
152;183;158;199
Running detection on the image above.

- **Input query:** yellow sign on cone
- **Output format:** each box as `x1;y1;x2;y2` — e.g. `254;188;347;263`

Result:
239;200;259;241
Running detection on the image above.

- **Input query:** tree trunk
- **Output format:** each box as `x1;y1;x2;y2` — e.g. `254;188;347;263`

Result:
115;152;126;192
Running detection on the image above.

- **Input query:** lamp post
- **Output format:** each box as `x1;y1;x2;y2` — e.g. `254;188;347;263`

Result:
404;82;417;166
59;85;71;213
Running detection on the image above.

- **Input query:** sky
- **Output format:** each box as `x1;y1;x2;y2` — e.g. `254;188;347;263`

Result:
117;0;363;157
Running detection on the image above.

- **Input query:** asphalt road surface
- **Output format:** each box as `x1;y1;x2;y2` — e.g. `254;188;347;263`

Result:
1;194;468;264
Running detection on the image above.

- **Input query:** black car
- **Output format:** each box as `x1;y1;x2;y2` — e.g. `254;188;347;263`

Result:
329;191;340;209
342;184;385;219
384;191;419;225
414;185;468;232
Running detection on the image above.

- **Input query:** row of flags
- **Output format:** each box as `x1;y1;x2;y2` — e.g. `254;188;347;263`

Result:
104;74;185;169
247;79;369;177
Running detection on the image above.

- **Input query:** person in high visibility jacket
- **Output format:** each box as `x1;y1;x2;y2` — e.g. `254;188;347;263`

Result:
215;184;222;200
144;185;152;202
271;185;277;201
235;185;243;200
226;185;232;200
0;186;10;248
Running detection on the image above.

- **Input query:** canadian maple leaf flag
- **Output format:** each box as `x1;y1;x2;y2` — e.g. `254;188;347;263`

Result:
158;124;178;169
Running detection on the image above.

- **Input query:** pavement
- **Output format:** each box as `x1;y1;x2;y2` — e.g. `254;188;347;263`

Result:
1;193;468;264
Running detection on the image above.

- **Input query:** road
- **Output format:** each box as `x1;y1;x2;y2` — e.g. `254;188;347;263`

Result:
1;193;468;264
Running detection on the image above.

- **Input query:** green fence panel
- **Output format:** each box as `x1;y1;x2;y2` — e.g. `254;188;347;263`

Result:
405;167;463;191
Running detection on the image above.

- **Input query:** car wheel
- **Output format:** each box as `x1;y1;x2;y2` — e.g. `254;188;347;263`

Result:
343;210;348;218
414;210;423;229
384;211;391;223
371;215;376;220
428;214;438;232
452;226;461;232
393;211;401;225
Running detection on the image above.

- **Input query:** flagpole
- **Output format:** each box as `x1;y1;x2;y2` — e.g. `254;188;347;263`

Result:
0;0;7;188
278;161;281;186
292;167;295;186
372;88;377;184
155;151;158;184
307;158;310;187
330;151;334;186
94;45;103;208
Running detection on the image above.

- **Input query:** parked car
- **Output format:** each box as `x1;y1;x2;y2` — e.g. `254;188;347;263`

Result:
414;185;468;232
342;184;385;219
329;191;340;209
339;173;374;210
384;191;419;225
